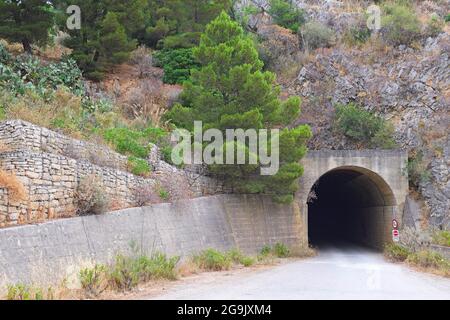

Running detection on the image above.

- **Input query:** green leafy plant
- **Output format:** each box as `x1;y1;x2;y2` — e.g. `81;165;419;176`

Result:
6;284;52;300
79;264;108;297
193;249;232;271
301;21;336;50
432;230;450;247
381;3;421;46
384;243;411;262
227;248;256;267
334;103;396;149
128;156;151;176
273;242;290;258
157;186;170;201
406;250;450;276
268;0;306;33
406;150;431;190
153;48;200;84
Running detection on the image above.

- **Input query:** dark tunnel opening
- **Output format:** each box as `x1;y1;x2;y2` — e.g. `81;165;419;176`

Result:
307;167;396;250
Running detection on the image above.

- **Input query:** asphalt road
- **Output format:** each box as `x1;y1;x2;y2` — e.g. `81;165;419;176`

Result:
147;246;450;300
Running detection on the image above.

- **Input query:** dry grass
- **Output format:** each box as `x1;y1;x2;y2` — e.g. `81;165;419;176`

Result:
0;169;28;202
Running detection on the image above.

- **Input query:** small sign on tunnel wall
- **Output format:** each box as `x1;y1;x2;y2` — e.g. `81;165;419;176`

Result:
393;229;400;242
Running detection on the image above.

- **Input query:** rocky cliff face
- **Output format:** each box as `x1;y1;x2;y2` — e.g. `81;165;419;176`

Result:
239;0;449;228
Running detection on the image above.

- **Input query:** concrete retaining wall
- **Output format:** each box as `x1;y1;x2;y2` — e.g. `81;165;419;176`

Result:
0;194;305;289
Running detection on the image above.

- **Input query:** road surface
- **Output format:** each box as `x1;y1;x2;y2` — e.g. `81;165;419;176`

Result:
144;246;450;300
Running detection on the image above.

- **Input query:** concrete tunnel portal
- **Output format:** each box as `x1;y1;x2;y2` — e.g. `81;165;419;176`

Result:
306;166;398;250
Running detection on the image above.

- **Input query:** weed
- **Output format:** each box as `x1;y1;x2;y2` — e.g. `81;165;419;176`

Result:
384;243;411;262
193;249;232;271
79;265;108;297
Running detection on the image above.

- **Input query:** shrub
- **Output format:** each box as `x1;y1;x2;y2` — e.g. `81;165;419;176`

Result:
153;48;200;84
301;21;336;50
334;103;396;149
157;186;170;201
0;169;27;202
227;249;255;267
108;254;141;291
445;14;450;23
381;4;421;46
343;25;371;46
128;156;151;176
79;265;108;297
432;230;450;247
384;243;411;262
273;243;290;258
137;253;179;281
406;150;430;190
268;0;306;33
406;250;450;275
0;42;11;64
75;174;109;216
193;249;232;271
6;284;52;300
258;243;291;260
108;253;179;291
133;185;157;207
424;14;444;38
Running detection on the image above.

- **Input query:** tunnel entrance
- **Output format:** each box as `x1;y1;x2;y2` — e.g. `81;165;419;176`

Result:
307;166;397;250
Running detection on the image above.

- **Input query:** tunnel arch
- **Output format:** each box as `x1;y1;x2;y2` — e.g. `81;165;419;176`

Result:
307;166;398;250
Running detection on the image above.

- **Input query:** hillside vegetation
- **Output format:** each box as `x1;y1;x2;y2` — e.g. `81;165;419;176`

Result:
0;0;449;218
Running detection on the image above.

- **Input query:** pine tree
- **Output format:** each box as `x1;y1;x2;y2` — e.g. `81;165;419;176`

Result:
166;12;311;203
57;0;144;80
0;0;55;53
98;12;137;68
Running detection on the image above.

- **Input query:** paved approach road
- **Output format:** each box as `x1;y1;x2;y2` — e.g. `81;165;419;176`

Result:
146;246;450;300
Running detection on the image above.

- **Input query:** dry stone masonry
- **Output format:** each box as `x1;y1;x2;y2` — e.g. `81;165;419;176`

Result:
0;120;228;227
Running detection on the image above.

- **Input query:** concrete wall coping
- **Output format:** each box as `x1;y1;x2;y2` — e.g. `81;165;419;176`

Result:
306;149;408;158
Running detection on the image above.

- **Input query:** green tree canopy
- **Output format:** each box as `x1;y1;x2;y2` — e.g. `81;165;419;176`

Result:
0;0;55;53
57;0;145;80
166;12;311;203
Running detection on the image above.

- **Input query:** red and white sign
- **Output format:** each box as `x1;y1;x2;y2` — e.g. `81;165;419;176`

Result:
392;219;399;229
392;229;400;242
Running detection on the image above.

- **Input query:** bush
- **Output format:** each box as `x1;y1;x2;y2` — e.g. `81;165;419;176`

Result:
3;55;84;97
227;249;256;267
0;42;11;64
301;21;336;50
273;243;290;258
75;174;109;216
424;14;444;38
193;249;232;271
79;265;108;297
381;4;421;46
153;48;200;84
343;25;371;46
258;243;291;260
6;284;53;300
432;230;450;247
384;243;411;262
268;0;306;33
406;250;450;275
334;103;396;149
0;169;27;202
406;150;430;190
128;156;151;176
157;186;170;201
108;254;141;291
